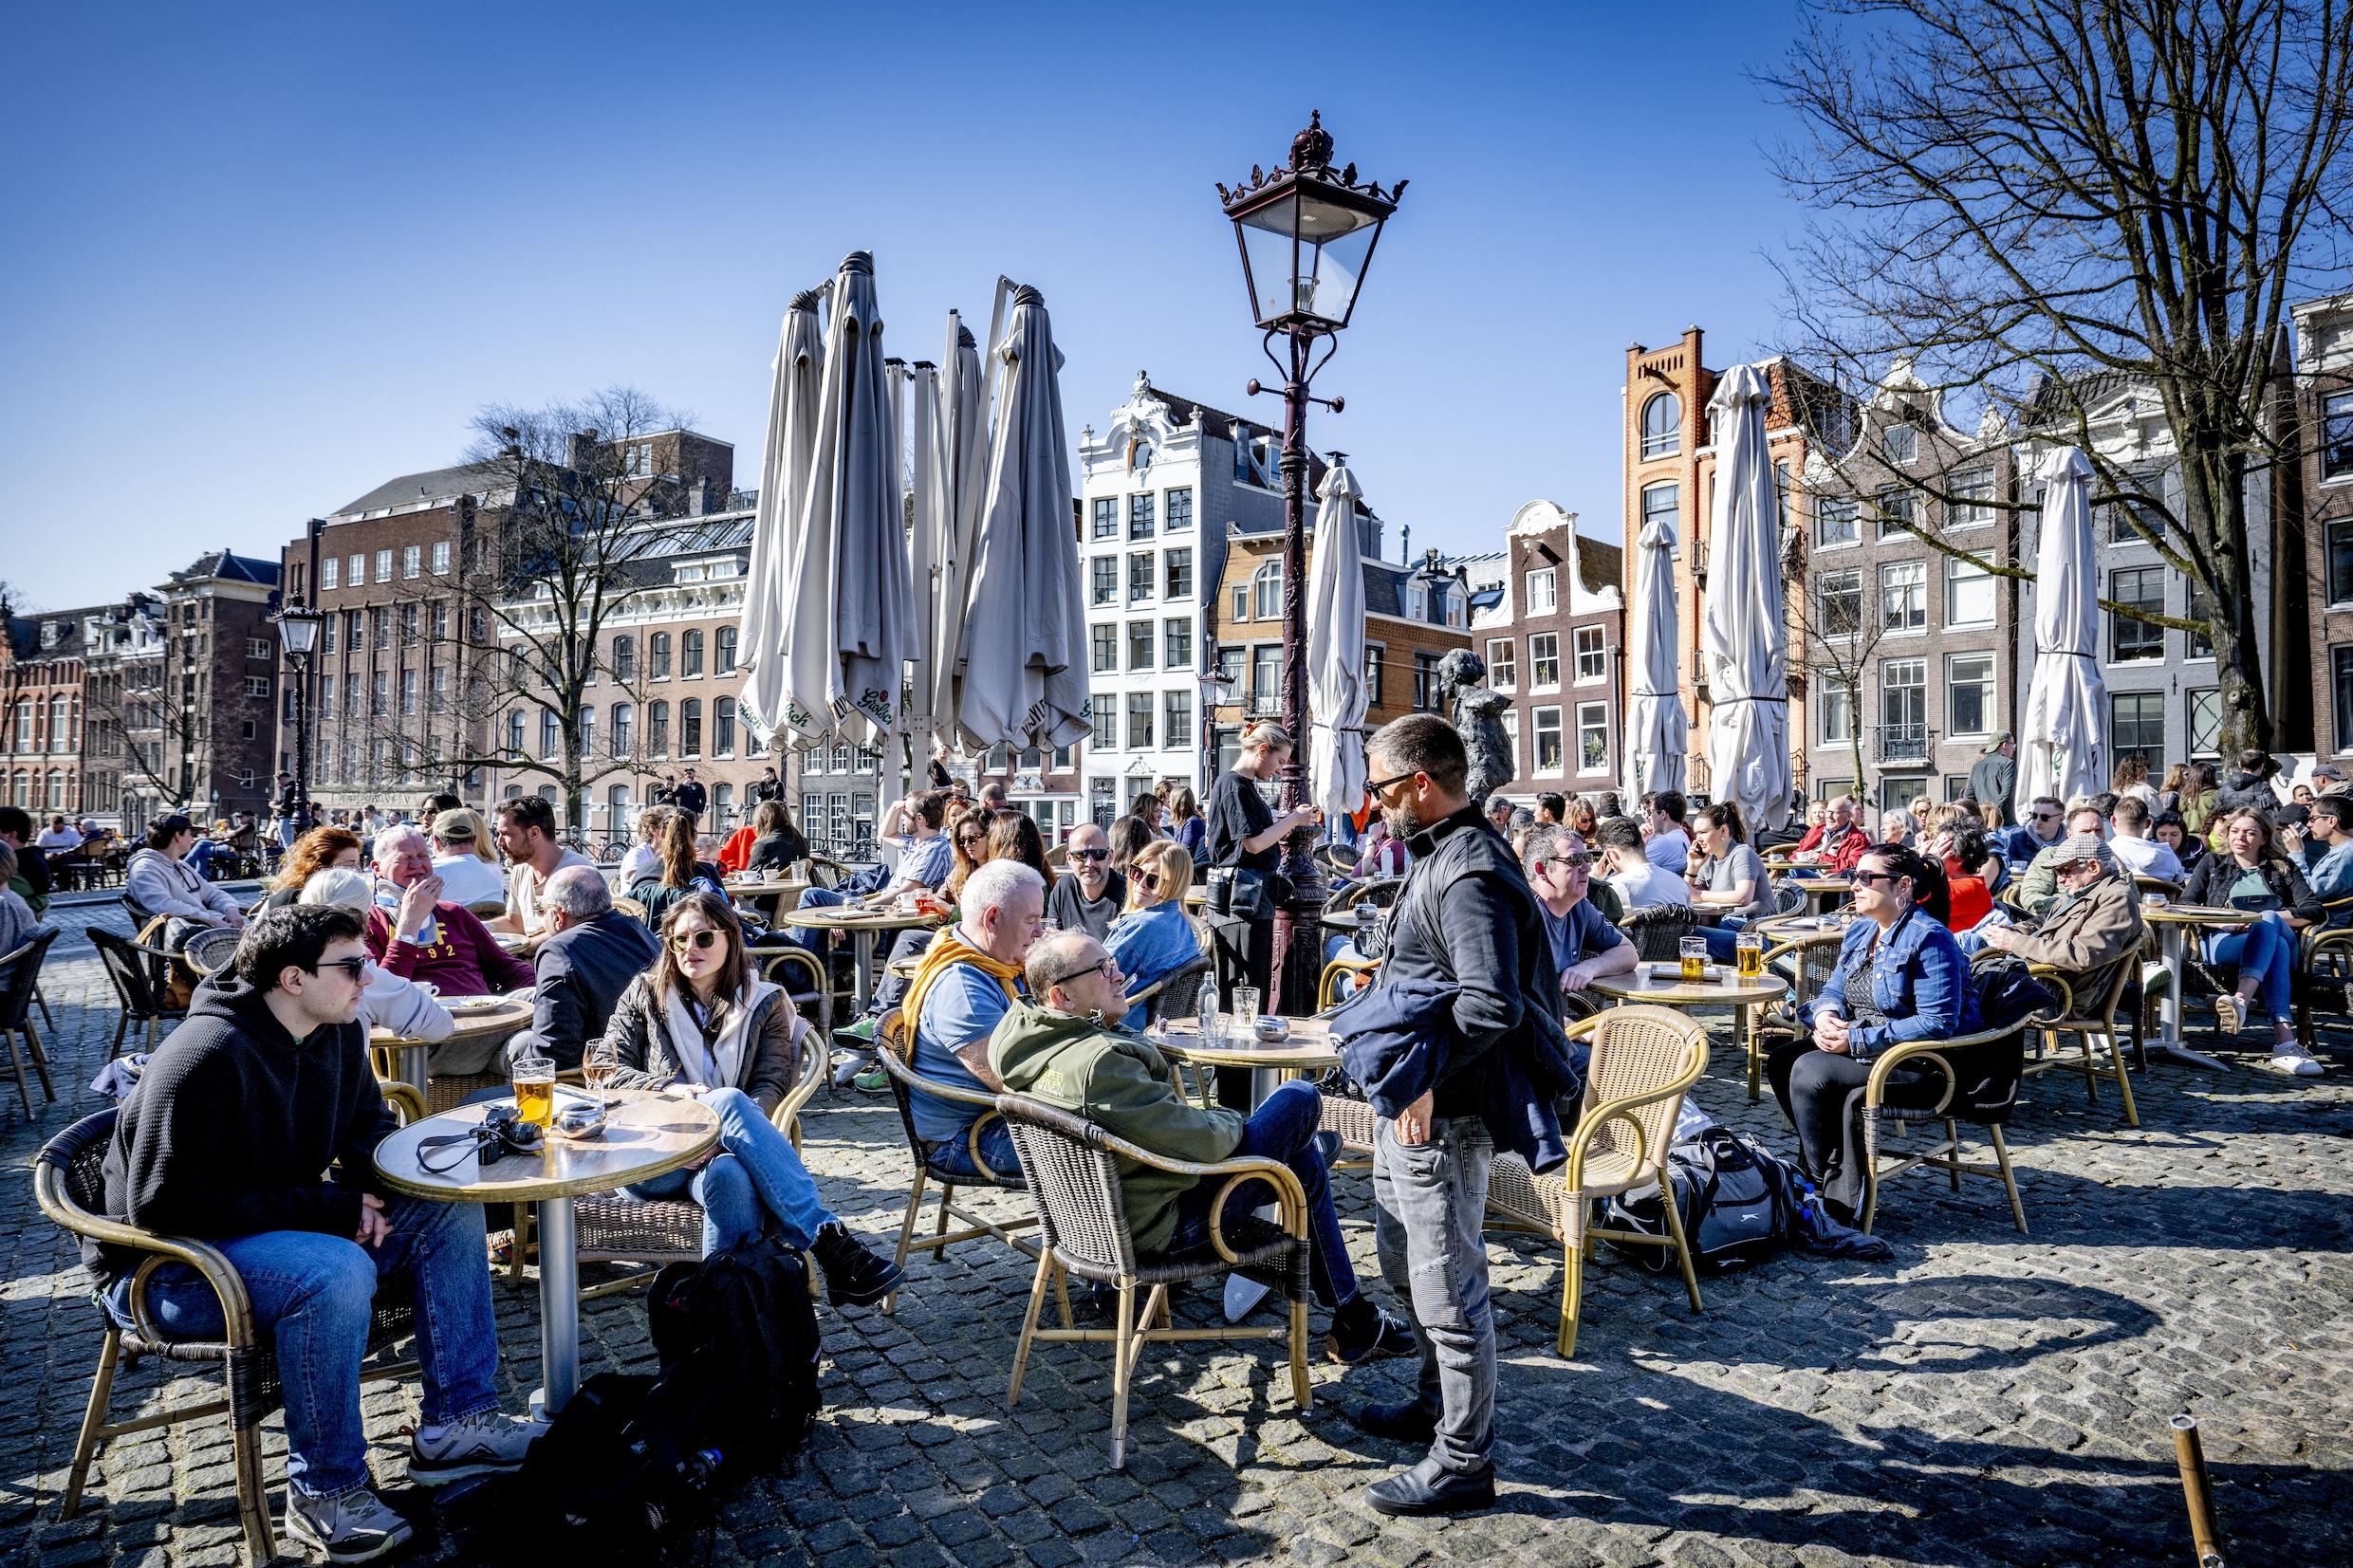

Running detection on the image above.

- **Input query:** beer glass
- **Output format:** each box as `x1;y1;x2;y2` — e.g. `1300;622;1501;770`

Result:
1735;931;1765;979
511;1051;557;1132
1678;936;1709;983
1232;986;1261;1032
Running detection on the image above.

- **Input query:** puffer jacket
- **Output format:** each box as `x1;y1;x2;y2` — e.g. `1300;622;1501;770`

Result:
2213;769;2281;821
591;974;804;1116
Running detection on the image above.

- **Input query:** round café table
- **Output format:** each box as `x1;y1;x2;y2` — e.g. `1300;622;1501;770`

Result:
1585;967;1789;1102
1788;877;1853;916
2141;905;2252;1070
778;906;942;1014
372;993;533;1101
373;1088;718;1415
1154;1014;1343;1322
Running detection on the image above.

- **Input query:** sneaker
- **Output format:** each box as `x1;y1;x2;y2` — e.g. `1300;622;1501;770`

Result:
1327;1305;1417;1366
852;1068;891;1095
407;1407;543;1486
831;1053;872;1088
283;1485;413;1563
833;1017;878;1045
1353;1398;1440;1445
810;1220;905;1307
2270;1048;2325;1077
2214;992;2248;1035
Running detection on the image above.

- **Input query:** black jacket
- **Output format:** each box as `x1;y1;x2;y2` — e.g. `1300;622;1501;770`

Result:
2214;768;2279;821
94;968;395;1281
750;777;785;803
1369;804;1568;1127
747;827;808;872
2181;854;2322;924
530;910;662;1068
672;781;709;816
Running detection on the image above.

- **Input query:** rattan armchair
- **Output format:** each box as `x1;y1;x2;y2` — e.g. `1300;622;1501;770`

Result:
1616;903;1697;963
1318;956;1380;1008
181;926;245;977
37;1103;423;1567
1482;1005;1710;1357
88;926;187;1059
0;930;61;1118
1753;930;1847;1107
2295;895;2353;1038
2022;957;2140;1128
1857;1007;2054;1235
996;1092;1312;1468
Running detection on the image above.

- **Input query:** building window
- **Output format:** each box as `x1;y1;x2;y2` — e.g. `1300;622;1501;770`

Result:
1640;393;1680;459
716;625;738;674
1252;561;1283;619
1164;691;1191;748
1165;488;1193;532
1129;493;1155;539
371;606;388;648
612;636;636;681
1251;645;1279;711
714;697;736;756
2109;566;2165;661
1819;676;1854;744
2112;691;2164;773
1948;467;1994;527
401;544;420;579
371;671;388;715
1090;704;1117;751
1881;657;1927;743
1128;552;1154;602
1818;567;1863;636
348;554;365;589
367;549;388;584
1881;423;1918;467
1091;624;1118;673
1165;547;1193;600
649;700;670;756
1092;556;1118;606
1529;633;1560;689
1093;497;1119;540
2184;575;2214;659
1876;486;1915;540
2188;687;2221;758
399;604;417;647
1232;581;1251;621
243;675;270;698
1946;652;1995;738
649;632;673;679
1945;555;1994;627
1816;496;1861;548
1128;620;1155;671
247;636;272;660
681;629;704;677
681;698;703;756
1880;561;1927;632
1574;626;1606;682
1486;638;1515;691
1126;692;1155;748
431;541;451;574
541;710;561;758
612;703;633;757
1641;481;1678;544
1526;568;1557;613
2325;393;2353;480
1164;617;1192;669
430;665;448;713
1576;702;1608;772
575;707;594;760
399;669;417;715
322;557;340;590
1534;705;1565;771
1363;645;1384;707
711;783;733;833
1413;652;1440;712
431;600;449;640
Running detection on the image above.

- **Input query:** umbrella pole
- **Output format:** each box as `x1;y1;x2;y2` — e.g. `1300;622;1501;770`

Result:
1271;326;1328;1018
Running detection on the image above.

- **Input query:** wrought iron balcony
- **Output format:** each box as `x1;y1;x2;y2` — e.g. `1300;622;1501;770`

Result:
1246;692;1284;717
1872;724;1934;766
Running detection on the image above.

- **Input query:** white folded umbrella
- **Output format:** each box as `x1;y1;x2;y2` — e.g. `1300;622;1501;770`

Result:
1306;460;1368;819
2015;446;2109;816
927;311;992;751
1623;500;1688;802
1699;363;1791;834
737;288;824;747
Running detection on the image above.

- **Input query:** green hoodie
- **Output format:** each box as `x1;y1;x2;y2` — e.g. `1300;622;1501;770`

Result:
989;999;1246;1254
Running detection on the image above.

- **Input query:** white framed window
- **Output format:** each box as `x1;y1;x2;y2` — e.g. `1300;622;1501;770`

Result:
1816;496;1860;548
1486;638;1515;691
1574;626;1605;682
1091;624;1117;673
402;545;421;579
1128;552;1154;602
247;637;272;660
431;541;451;574
321;557;340;590
1525;568;1557;613
1641;482;1678;542
1165;488;1193;532
243;675;270;698
1164;547;1193;600
1576;702;1608;774
1091;556;1118;606
1880;561;1927;632
1529;633;1560;689
1163;690;1191;748
1164;617;1192;669
1944;555;1994;627
374;549;393;583
1128;620;1155;671
1533;705;1565;773
1232;581;1251;621
1093;497;1119;540
1500;709;1520;780
1818;568;1863;637
1126;691;1155;749
1818;678;1854;745
1947;467;1994;527
1881;423;1917;467
1945;652;1995;738
1252;561;1283;619
1875;486;1915;540
1640;393;1680;459
348;554;364;588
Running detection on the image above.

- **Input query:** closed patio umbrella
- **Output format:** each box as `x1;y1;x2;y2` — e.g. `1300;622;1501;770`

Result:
926;311;993;751
1305;458;1367;818
1699;362;1791;834
953;284;1089;754
2015;446;2108;817
737;287;824;747
1622;489;1688;802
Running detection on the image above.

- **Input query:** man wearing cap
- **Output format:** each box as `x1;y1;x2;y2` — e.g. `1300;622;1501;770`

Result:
1965;733;2016;816
2013;803;2108;917
1974;834;2145;1005
427;812;509;909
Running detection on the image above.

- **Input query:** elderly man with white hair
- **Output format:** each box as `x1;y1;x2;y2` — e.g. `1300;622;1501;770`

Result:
900;859;1047;1181
361;823;535;1075
512;862;660;1071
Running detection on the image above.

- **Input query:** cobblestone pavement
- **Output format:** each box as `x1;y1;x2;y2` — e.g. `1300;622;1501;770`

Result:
6;901;2350;1567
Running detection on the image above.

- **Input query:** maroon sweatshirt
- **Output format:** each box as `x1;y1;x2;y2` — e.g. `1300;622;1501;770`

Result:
365;902;535;996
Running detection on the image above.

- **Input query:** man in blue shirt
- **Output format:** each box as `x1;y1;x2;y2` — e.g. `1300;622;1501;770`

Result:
785;789;954;960
1522;825;1635;998
902;859;1045;1178
2303;795;2353;921
2001;796;2068;871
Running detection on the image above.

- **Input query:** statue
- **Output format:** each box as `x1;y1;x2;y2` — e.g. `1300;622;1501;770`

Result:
1437;650;1514;802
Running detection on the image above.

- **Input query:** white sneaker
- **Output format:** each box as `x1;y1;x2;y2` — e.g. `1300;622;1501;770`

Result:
407;1407;543;1486
2270;1049;2325;1078
2214;993;2248;1035
284;1485;413;1563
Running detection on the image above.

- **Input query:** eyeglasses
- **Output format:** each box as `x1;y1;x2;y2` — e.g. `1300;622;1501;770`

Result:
309;956;371;980
2030;810;2060;822
1365;770;1418;797
1134;869;1160;891
668;929;723;953
1544;854;1594;872
1067;847;1109;862
1043;953;1119;989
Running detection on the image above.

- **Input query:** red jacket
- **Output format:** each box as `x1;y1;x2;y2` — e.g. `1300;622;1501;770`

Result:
365;902;535;998
1825;825;1874;875
717;826;759;876
1795;823;1826;852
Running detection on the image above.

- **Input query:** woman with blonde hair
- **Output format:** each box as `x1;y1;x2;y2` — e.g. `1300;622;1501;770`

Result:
258;825;362;910
620;805;670;888
1102;839;1199;1028
944;805;993;900
628;810;726;929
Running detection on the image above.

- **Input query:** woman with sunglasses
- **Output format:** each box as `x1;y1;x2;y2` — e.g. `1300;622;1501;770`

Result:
1766;843;1975;1220
1102;840;1200;1028
944;807;994;900
593;892;904;1302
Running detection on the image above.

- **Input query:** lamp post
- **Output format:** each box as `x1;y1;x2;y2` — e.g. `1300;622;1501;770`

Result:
1220;110;1403;1015
271;595;324;835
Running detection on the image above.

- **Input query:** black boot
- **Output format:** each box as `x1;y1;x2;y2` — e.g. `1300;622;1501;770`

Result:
809;1222;904;1307
1353;1398;1439;1444
1364;1453;1496;1518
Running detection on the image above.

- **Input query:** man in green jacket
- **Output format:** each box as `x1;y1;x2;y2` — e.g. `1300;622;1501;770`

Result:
991;931;1412;1365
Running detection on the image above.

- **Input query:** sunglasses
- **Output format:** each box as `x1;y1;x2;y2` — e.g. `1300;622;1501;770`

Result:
309;956;372;980
1365;770;1419;797
1044;954;1119;989
2030;811;2060;822
1852;869;1910;887
1134;869;1160;891
668;929;724;953
957;832;988;847
1544;854;1595;871
1068;847;1109;862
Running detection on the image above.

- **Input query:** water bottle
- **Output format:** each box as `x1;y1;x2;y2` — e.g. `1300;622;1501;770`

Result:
1198;979;1220;1047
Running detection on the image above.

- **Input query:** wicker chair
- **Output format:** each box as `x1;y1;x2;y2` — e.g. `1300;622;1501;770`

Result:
1322;876;1403;917
2022;957;2140;1128
1319;956;1380;1008
1858;1010;2053;1235
2132;875;2185;900
996;1092;1312;1468
2297;896;2353;1037
181;926;245;977
37;1103;422;1567
1771;881;1807;916
0;930;61;1117
88;926;187;1059
1617;903;1697;963
1481;1005;1709;1357
1753;930;1848;1105
871;1009;1043;1315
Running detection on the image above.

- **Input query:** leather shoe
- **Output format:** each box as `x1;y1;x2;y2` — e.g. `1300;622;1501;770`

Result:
1352;1398;1439;1445
1364;1453;1496;1518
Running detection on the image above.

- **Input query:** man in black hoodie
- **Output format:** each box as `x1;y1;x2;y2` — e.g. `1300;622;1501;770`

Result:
98;906;538;1562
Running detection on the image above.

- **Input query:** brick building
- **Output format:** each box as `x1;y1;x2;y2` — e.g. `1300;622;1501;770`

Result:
1473;501;1625;803
2;604;100;820
2295;289;2353;759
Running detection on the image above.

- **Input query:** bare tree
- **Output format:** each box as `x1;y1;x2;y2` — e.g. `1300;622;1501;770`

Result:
1766;0;2353;754
83;604;202;814
1797;549;1900;803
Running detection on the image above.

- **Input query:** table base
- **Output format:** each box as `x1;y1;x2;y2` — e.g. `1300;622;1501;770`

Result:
2154;923;2238;1074
1223;1063;1284;1323
2147;1041;2233;1071
538;1195;580;1414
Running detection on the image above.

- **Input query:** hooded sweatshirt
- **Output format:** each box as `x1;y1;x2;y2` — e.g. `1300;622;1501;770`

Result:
989;999;1243;1254
92;968;397;1282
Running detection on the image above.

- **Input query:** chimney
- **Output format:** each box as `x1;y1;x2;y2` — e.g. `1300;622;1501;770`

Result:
690;476;712;517
565;429;601;470
1399;523;1410;563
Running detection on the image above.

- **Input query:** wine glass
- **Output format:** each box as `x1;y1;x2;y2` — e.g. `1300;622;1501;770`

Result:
581;1053;616;1114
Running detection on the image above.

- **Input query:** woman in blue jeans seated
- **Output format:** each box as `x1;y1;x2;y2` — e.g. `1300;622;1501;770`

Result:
2180;808;2323;1062
1685;800;1774;963
594;891;904;1305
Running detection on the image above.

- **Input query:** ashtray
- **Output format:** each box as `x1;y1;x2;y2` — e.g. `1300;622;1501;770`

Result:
548;1101;607;1141
1252;1016;1291;1042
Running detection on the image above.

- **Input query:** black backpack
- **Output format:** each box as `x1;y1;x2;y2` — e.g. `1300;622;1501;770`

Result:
1603;1126;1791;1274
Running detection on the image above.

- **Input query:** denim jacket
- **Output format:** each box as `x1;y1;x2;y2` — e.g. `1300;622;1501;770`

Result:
1800;905;1979;1060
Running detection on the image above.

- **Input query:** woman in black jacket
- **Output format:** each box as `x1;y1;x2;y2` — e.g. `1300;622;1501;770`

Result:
2180;807;2323;1069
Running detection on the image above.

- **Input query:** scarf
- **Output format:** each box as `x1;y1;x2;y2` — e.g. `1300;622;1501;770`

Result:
902;929;1023;1044
661;977;779;1091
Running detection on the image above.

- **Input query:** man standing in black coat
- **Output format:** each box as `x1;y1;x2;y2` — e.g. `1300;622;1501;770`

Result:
510;864;660;1070
671;768;709;828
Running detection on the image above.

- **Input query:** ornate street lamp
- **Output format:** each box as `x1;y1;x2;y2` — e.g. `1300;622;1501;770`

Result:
1219;111;1403;1015
271;595;324;835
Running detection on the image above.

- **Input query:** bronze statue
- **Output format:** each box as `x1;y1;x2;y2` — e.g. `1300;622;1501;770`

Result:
1437;650;1514;802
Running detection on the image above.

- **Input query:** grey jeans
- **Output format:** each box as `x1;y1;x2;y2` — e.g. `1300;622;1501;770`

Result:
1372;1113;1496;1474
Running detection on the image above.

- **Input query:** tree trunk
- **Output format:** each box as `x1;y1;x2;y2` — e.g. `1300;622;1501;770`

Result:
2176;423;2271;755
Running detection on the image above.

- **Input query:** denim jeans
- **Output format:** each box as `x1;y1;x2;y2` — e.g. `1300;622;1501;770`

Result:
1161;1079;1360;1309
928;1115;1021;1182
2209;913;2297;1024
107;1195;499;1498
625;1087;835;1254
1372;1113;1495;1475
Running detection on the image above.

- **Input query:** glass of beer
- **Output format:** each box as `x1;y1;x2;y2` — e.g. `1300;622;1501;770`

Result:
1678;936;1709;983
1735;931;1765;979
512;1051;557;1133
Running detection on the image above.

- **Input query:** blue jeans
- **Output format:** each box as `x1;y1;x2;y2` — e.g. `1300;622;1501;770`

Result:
106;1195;499;1498
1699;916;1751;963
2209;913;2296;1024
929;1115;1020;1182
1162;1079;1359;1309
625;1087;834;1254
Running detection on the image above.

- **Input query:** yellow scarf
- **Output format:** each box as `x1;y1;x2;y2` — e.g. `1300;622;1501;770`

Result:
902;931;1023;1043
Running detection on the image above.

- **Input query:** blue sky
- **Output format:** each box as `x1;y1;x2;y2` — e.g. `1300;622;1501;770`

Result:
1;1;1810;610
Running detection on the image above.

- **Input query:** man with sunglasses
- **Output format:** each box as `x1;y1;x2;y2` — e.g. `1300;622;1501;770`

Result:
2010;802;2108;918
1521;826;1637;997
97;907;539;1560
2000;795;2069;873
1047;822;1127;941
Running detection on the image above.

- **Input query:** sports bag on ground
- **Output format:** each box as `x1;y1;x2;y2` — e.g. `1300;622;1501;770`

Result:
1603;1125;1789;1274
